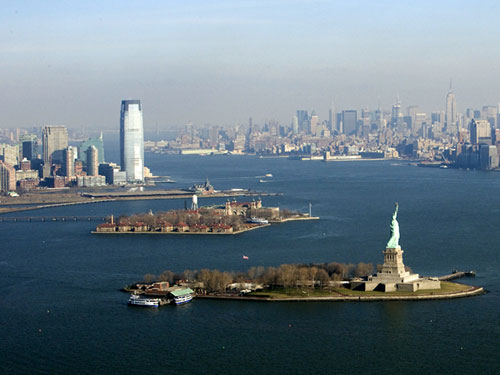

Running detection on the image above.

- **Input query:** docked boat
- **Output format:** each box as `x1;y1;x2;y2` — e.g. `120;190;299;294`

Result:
172;294;193;305
169;288;194;305
249;217;269;225
128;294;161;308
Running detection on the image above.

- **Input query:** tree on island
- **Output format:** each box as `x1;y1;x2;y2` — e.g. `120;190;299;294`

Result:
141;261;375;294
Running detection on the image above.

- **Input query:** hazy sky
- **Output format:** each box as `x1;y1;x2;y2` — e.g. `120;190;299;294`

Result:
2;0;500;129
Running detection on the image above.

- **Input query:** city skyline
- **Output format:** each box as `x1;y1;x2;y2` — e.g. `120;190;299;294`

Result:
2;1;500;128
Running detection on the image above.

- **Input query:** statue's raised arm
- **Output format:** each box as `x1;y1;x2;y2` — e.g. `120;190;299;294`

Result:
387;202;400;249
393;202;399;219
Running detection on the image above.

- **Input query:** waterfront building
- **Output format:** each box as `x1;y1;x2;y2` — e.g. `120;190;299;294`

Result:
120;100;144;182
18;178;39;192
98;163;127;185
42;126;68;165
87;145;99;176
79;133;105;164
98;163;113;184
479;144;499;170
0;161;16;192
77;175;106;187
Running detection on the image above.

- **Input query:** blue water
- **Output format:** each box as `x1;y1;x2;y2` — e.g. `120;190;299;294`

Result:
1;156;499;374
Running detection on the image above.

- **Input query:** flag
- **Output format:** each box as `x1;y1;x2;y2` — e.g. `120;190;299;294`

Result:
242;255;249;260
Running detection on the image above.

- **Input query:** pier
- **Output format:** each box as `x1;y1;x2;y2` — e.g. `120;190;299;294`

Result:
438;270;476;281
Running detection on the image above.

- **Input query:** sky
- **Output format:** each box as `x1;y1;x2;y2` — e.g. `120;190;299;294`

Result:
2;0;500;129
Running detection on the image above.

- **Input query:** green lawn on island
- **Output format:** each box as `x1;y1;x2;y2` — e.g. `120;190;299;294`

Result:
249;288;342;298
247;282;472;299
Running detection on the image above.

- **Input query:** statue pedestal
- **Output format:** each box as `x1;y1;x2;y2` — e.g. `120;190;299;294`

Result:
380;247;406;275
369;247;420;283
354;247;420;291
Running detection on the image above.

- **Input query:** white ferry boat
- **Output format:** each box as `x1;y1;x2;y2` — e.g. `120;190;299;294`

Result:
173;294;193;305
128;294;161;308
169;288;194;305
249;217;269;225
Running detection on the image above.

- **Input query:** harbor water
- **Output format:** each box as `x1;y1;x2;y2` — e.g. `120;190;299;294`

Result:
1;155;499;374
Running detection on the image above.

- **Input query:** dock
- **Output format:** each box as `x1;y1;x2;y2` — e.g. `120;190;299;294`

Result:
438;270;476;281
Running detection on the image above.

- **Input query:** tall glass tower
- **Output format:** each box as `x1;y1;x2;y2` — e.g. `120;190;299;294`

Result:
120;100;144;182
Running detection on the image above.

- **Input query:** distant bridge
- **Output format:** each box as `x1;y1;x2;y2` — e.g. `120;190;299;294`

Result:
0;216;108;222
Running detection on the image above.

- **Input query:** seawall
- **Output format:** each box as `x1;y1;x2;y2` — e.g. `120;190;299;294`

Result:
196;286;485;302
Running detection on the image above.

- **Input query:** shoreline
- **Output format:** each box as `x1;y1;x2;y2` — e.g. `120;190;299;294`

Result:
92;223;270;235
0;190;279;215
195;285;485;302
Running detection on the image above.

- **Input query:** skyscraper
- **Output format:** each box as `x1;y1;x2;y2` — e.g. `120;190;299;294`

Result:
0;161;16;192
342;110;358;135
470;119;491;144
42;126;68;165
120;100;144;182
87;145;99;176
80;133;105;164
62;146;75;177
309;111;318;135
329;101;336;132
445;82;457;134
292;115;299;134
391;97;402;128
296;110;309;133
21;134;37;161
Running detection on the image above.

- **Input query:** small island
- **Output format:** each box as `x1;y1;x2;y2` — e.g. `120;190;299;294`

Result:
122;203;483;304
94;197;319;235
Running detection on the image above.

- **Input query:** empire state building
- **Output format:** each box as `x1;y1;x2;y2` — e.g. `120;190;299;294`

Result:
445;83;457;134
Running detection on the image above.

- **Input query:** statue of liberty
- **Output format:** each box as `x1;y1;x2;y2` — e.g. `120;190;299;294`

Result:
386;203;400;248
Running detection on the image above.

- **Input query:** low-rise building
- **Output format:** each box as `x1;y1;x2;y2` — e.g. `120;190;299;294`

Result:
96;223;117;233
18;178;39;192
77;175;106;187
160;222;174;232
